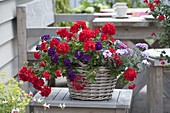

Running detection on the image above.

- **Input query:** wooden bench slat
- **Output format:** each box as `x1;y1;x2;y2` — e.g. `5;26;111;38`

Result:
116;89;133;109
54;88;69;101
45;88;61;100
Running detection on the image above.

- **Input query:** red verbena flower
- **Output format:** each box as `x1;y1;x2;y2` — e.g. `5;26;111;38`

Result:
100;33;108;41
56;28;69;38
39;61;45;67
43;71;51;80
158;15;165;21
56;42;70;55
71;76;87;90
40;86;51;97
79;29;95;42
148;3;155;11
101;23;116;35
143;0;148;4
154;0;160;5
55;69;62;77
123;68;137;81
34;52;40;59
83;40;96;52
128;84;136;89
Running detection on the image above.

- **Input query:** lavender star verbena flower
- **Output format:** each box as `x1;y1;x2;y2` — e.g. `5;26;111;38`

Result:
48;48;55;56
67;69;76;81
141;51;149;59
116;49;129;55
63;58;72;67
50;54;58;63
135;43;148;50
41;35;51;41
95;41;102;50
114;40;128;49
74;50;84;60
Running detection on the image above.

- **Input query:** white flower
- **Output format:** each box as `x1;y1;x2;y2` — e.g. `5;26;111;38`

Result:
59;103;66;110
37;98;43;103
2;100;8;104
43;103;50;108
142;59;151;67
103;50;112;58
11;108;19;113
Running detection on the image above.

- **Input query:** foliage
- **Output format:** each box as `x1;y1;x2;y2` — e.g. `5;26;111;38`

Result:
115;0;147;8
55;0;73;27
0;71;31;113
72;0;110;13
144;0;170;47
18;20;150;97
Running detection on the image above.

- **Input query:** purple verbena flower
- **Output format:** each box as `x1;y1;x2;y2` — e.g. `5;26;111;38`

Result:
95;41;102;50
82;54;91;61
135;43;148;50
41;35;51;41
67;69;76;81
48;48;55;56
36;45;40;50
74;50;84;60
63;58;72;67
50;54;58;63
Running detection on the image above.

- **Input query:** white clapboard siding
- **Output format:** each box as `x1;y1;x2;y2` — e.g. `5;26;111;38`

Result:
24;0;55;27
0;57;18;82
0;20;16;46
0;0;16;24
0;38;18;68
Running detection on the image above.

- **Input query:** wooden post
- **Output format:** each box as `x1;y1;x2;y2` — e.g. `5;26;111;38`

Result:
147;65;163;113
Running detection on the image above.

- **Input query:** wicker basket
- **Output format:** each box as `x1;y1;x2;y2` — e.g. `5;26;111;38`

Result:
67;67;117;100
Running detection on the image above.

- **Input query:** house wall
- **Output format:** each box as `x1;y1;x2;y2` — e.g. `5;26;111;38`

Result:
0;0;32;82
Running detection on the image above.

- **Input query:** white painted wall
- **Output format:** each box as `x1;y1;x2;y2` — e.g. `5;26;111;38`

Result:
0;0;32;82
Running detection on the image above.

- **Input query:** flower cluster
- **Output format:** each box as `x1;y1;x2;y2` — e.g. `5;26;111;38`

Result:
144;0;170;47
18;20;150;97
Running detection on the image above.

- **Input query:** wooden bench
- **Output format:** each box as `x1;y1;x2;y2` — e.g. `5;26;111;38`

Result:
30;88;133;113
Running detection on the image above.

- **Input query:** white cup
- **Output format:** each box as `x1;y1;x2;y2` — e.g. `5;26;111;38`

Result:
115;2;128;17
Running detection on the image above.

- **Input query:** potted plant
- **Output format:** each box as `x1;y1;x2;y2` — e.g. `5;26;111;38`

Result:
144;0;170;47
18;20;150;100
0;71;31;113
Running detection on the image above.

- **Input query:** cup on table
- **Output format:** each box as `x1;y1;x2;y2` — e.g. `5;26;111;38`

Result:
114;2;128;17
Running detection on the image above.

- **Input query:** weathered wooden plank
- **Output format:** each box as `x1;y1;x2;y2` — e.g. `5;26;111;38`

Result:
116;89;133;109
0;56;18;82
54;88;69;101
0;20;16;46
27;27;69;37
0;0;16;24
0;39;18;68
45;88;61;101
17;5;27;68
25;0;54;27
163;97;170;113
55;14;94;22
34;107;117;113
147;66;163;113
93;17;150;27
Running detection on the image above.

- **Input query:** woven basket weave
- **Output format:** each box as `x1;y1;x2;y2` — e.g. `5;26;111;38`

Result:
67;67;117;100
